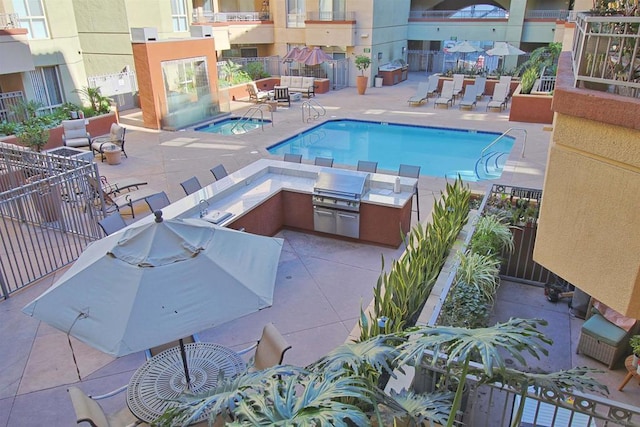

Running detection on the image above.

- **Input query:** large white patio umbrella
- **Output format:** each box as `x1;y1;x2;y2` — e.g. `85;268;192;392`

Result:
486;41;526;57
22;211;283;385
447;41;482;68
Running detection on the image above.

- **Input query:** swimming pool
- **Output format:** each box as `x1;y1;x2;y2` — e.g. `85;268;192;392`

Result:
267;119;515;181
195;117;270;135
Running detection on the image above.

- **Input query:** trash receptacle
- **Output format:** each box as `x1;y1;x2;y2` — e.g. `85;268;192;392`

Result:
374;75;383;88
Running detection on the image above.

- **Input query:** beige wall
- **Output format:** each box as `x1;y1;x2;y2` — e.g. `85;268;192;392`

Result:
534;54;640;317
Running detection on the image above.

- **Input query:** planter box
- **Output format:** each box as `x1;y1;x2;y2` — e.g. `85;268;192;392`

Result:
0;113;118;151
509;85;554;124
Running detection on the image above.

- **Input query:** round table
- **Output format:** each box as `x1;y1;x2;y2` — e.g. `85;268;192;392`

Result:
127;342;246;423
618;355;639;391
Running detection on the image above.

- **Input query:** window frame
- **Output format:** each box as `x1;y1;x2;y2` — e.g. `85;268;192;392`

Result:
13;0;49;39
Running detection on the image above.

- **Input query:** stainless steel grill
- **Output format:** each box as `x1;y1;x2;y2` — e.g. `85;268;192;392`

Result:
312;171;367;238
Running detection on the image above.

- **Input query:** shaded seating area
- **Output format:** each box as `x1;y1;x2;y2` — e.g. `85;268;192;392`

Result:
577;298;639;369
407;81;429;106
91;123;127;162
62;119;91;148
237;323;291;371
435;81;454;108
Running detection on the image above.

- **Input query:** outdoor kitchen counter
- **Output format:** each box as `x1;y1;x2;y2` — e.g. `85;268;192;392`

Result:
139;159;416;245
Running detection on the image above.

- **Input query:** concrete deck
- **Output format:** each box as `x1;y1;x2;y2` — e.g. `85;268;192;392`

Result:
1;72;637;426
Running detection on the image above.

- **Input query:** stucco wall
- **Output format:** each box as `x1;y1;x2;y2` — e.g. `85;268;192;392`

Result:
533;53;640;317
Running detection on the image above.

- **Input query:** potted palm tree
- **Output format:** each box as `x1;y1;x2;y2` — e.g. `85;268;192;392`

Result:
355;54;372;95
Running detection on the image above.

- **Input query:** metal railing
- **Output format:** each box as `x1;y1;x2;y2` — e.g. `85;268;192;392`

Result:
306;11;355;21
413;358;640;426
230;105;270;134
301;99;326;123
217;57;282;84
409;9;570;20
572;12;640;98
287;13;306;28
0;13;19;29
0;91;26;124
0;143;105;299
196;11;270;22
534;75;557;92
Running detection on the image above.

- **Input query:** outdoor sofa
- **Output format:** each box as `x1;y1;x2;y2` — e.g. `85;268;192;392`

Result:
279;76;315;97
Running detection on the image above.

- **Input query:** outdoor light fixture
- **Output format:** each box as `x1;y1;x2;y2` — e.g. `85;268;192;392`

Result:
378;52;383;61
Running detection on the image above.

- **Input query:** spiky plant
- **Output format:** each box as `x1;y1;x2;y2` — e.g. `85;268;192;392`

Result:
454;251;501;303
470;213;514;257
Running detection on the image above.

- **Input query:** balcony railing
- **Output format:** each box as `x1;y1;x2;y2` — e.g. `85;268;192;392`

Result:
409;9;570;20
572;12;640;98
306;11;355;21
287;13;306;28
194;11;270;23
0;13;19;29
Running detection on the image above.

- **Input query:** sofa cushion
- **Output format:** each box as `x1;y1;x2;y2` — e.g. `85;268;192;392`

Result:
301;77;315;88
581;313;628;346
289;76;303;88
280;76;291;87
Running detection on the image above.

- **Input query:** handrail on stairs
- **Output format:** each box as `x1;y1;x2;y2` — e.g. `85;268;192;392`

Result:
480;127;528;159
301;98;326;123
230;104;273;133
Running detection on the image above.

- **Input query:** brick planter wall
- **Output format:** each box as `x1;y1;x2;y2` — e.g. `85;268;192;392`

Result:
509;85;554;124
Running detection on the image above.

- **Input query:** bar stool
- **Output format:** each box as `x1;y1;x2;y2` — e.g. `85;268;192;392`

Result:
357;160;378;173
398;164;421;220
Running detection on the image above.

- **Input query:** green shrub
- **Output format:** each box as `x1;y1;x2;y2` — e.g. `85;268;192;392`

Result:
244;61;270;80
469;214;514;257
520;66;539;94
0;121;20;136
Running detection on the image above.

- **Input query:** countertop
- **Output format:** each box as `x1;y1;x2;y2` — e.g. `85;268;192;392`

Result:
142;159;417;227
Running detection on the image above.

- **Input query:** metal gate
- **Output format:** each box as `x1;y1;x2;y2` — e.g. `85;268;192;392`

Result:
88;69;138;111
0;143;105;298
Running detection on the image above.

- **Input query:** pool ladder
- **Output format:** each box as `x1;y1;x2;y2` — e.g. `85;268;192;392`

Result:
474;127;527;180
301;99;326;123
230;104;273;134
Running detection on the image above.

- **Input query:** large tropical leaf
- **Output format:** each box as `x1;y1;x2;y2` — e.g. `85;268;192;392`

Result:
397;318;551;377
388;389;453;426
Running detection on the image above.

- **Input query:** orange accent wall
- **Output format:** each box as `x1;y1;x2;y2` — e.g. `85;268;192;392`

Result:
132;38;219;130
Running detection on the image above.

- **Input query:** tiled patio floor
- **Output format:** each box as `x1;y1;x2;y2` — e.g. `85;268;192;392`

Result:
1;72;637;426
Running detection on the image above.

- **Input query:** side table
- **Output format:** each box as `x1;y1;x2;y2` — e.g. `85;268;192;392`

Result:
617;355;639;391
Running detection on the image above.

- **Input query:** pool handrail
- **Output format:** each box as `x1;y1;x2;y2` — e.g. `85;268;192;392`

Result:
302;99;326;123
475;127;527;180
231;105;272;133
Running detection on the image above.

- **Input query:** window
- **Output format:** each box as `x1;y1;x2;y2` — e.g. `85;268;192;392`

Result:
286;0;305;28
319;0;346;20
13;0;49;39
171;0;188;32
29;66;63;113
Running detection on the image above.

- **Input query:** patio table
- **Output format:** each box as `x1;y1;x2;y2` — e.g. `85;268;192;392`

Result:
127;342;246;423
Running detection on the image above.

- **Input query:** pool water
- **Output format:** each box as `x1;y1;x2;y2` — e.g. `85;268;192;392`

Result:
195;117;269;135
267;119;515;181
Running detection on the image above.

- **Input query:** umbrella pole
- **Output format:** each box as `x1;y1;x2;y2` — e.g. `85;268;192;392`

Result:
179;338;192;390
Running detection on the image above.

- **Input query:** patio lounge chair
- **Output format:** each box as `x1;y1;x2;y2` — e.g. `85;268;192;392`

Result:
452;74;465;100
246;82;270;103
499;75;513;103
474;76;487;100
435;81;454;108
62;119;91;148
487;83;508;111
426;74;440;98
357;160;378;173
87;176;159;218
407;82;430;106
67;386;146;427
238;323;291;371
273;85;291;107
89;175;148;196
91;124;127;162
459;84;478;110
98;212;127;236
180;176;202;195
210;164;229;180
144;191;170;212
